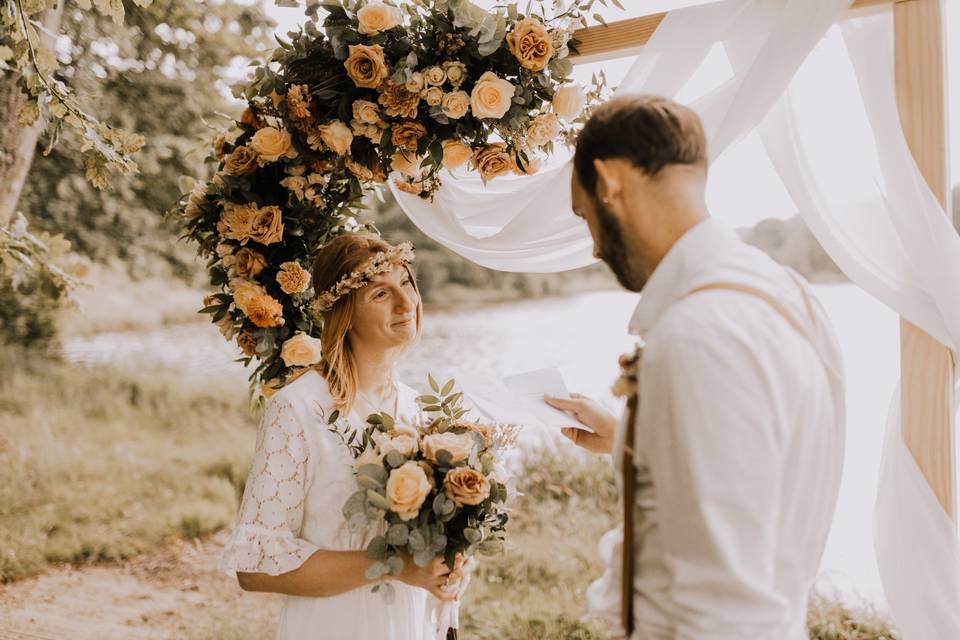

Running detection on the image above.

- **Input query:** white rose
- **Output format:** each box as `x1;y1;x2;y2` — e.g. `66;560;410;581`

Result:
470;71;516;120
552;84;586;121
357;2;403;35
442;61;467;87
422;432;476;465
279;332;323;367
373;430;420;458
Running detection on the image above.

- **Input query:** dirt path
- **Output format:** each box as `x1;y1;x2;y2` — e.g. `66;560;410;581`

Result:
0;531;282;640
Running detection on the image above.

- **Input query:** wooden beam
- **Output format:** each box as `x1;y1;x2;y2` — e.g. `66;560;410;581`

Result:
570;0;892;64
894;0;957;522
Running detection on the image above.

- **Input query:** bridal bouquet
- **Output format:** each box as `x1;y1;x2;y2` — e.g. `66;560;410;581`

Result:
329;375;518;639
171;0;614;398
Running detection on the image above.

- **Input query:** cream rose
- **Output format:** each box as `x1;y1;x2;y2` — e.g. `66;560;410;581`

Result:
422;86;444;107
424;65;447;87
441;140;472;170
352;99;381;125
441;90;470;120
526;112;561;147
344;44;390;89
357;2;402;35
472;143;513;182
280;332;323;367
444;467;491;506
250;126;297;165
442;61;467;87
422;432;475;465
385;461;432;521
319;120;354;156
247;205;284;246
552;84;586;121
506;17;554;72
405;72;426;94
470;72;515;120
276;261;311;295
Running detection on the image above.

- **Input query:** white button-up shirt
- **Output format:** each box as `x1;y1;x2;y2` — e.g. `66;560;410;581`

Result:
588;219;846;639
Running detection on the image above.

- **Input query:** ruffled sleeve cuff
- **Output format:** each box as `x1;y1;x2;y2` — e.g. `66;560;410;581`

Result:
219;524;321;577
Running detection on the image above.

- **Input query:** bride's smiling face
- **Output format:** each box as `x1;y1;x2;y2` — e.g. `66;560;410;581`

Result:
348;266;420;350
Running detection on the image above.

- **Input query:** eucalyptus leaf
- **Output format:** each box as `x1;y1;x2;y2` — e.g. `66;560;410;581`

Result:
386;523;409;546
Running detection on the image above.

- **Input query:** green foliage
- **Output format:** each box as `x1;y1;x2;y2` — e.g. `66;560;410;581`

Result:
18;1;277;276
0;212;84;349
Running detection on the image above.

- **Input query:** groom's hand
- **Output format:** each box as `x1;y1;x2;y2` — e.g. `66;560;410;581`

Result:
544;393;617;454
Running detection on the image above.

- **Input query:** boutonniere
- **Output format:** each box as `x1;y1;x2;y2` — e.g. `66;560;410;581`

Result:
611;343;643;399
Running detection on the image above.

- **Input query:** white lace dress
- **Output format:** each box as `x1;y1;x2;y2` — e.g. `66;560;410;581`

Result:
220;369;432;640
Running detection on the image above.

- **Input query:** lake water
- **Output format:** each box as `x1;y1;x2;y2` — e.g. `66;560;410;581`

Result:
63;283;901;607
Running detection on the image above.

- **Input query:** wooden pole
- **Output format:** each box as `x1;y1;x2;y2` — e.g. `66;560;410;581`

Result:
893;0;957;522
569;0;890;63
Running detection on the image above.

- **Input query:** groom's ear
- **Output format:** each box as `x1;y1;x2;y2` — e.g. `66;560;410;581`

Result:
593;158;623;205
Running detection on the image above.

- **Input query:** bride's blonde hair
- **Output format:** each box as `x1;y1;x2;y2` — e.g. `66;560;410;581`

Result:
311;234;422;412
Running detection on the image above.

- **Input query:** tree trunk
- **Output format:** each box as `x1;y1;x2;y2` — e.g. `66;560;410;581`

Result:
0;0;64;227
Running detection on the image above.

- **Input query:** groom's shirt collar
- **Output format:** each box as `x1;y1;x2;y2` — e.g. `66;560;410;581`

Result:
627;217;741;336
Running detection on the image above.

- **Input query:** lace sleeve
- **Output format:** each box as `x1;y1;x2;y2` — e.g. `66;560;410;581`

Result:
220;395;321;576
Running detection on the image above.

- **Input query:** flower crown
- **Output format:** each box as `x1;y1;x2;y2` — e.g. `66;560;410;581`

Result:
310;242;416;316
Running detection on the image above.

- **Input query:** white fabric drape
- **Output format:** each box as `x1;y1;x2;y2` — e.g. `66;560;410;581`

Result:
390;0;960;636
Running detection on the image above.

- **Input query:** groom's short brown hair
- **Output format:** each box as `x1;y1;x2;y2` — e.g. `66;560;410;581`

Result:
573;94;707;195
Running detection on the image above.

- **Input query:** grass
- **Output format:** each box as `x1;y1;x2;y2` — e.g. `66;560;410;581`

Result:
0;354;898;639
0;348;254;582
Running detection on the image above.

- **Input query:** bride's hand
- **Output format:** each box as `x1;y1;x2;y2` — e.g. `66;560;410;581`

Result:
544;393;618;454
395;554;457;601
443;554;476;601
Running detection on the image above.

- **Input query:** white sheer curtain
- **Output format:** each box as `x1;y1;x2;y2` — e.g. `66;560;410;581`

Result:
390;0;960;636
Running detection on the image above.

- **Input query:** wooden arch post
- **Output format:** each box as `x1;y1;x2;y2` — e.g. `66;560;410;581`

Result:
570;0;958;524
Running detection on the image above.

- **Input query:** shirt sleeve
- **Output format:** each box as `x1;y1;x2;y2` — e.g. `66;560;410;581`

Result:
637;327;791;637
220;395;321;576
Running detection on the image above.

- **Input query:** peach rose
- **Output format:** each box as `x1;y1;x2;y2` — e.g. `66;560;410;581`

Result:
472;143;513;182
470;71;515;120
251;126;297;165
344;44;390;89
391;121;426;153
422;432;475;465
247;205;284;245
526;112;561;147
279;332;323;367
319;120;354;156
357;1;402;35
441;140;472;170
552;84;586;121
441;90;470;120
232;247;267;278
276;261;311;295
224;145;259;176
506;17;554;72
422;86;444;107
444;467;491;506
385;461;432;521
442;61;467;87
390;152;422;178
352;99;381;125
237;332;259;357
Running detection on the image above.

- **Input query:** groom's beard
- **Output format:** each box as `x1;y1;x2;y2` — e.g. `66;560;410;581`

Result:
595;201;646;292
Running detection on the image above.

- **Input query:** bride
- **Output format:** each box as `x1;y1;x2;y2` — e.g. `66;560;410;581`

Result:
220;234;468;639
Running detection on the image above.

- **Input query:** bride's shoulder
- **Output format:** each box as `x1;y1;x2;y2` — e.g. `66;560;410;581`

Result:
265;369;335;415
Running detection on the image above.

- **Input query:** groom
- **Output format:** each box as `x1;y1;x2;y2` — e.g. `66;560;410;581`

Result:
545;95;846;639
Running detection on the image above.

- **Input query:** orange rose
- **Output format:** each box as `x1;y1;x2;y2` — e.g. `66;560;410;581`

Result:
344;44;390;89
472;143;513;182
247;206;284;246
441;140;472;170
444;467;491;507
224;146;259;176
232;247;267;278
237;332;259;357
391;121;427;153
250;126;298;164
506;17;554;72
